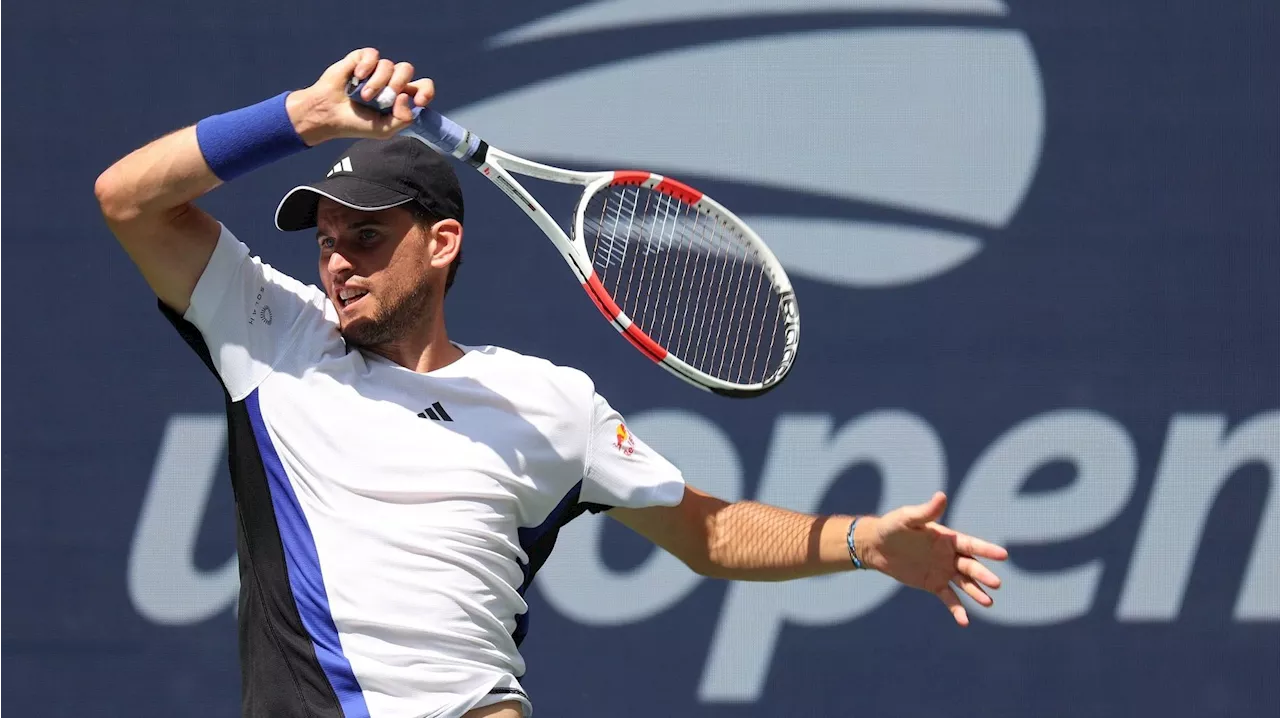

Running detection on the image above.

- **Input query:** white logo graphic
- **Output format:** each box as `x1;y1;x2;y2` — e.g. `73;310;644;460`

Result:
459;0;1045;287
326;156;353;177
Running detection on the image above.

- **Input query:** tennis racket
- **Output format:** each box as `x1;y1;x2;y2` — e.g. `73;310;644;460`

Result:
348;78;799;398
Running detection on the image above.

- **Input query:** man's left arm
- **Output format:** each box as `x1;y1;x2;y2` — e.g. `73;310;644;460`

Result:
609;487;1008;626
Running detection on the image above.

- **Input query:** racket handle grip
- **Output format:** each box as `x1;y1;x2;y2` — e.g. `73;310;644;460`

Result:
346;78;483;162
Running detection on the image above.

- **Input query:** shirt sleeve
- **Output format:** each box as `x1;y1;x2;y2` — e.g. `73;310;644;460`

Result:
580;390;686;510
180;223;331;401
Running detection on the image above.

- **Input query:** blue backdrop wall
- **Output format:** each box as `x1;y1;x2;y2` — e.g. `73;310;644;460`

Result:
3;1;1278;716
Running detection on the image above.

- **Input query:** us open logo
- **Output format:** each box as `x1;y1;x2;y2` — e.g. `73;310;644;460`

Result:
457;0;1045;289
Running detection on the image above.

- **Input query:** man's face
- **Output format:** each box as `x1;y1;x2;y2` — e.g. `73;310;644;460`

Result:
315;199;436;348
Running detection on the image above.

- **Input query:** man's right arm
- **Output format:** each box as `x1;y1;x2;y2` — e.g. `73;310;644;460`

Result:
94;126;226;315
93;48;434;315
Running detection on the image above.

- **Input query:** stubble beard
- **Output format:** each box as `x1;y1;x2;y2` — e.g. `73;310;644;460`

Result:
339;274;436;350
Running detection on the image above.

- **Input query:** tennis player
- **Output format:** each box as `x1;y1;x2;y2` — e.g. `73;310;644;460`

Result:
95;48;1008;718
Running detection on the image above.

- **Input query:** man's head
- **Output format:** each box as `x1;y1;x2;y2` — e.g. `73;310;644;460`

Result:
274;137;465;348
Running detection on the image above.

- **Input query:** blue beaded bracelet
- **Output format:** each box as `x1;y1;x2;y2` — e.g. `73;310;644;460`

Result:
196;91;309;182
846;517;865;570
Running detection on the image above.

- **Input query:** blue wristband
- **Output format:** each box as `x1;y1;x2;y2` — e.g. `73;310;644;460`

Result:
196;91;309;182
846;517;865;570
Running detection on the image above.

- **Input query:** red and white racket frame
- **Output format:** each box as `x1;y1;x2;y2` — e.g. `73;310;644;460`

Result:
473;147;800;397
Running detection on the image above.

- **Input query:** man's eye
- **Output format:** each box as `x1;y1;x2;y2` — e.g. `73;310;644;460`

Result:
319;237;336;250
358;229;380;243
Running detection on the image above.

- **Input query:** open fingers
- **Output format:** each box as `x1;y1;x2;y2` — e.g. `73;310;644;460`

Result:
955;532;1009;561
936;585;969;626
903;491;947;528
953;574;993;607
957;556;1001;589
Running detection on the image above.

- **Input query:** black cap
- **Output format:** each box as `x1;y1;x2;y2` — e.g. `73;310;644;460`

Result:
275;136;464;231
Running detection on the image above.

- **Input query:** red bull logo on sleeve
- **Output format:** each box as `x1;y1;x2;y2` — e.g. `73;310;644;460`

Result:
614;423;636;456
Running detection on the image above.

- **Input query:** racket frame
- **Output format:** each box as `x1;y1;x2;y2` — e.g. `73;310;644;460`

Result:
568;171;798;396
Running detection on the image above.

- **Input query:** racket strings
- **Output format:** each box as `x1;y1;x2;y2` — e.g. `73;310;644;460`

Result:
590;188;637;271
582;184;787;386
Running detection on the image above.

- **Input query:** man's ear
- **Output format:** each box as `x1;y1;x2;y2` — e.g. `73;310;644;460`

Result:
429;218;462;270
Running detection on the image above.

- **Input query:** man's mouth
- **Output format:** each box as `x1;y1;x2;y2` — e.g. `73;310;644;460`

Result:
338;287;369;308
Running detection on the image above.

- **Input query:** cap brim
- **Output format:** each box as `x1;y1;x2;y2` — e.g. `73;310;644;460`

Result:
274;175;416;231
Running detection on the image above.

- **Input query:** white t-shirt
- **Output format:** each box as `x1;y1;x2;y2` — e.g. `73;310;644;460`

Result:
165;224;686;718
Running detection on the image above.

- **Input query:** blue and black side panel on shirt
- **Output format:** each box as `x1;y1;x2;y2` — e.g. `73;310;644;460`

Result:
513;481;612;648
158;300;354;718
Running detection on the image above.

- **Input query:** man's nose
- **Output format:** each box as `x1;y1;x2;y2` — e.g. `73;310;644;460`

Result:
327;250;354;276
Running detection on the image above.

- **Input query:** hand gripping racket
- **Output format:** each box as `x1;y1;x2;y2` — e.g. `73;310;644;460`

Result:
348;78;799;398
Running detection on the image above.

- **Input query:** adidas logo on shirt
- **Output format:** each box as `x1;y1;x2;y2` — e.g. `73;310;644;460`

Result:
417;402;453;422
326;157;353;177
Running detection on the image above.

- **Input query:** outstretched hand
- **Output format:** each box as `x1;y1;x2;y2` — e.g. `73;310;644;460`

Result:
857;492;1008;626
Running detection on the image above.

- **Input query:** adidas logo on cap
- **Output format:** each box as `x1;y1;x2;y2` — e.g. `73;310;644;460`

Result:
326;157;353;177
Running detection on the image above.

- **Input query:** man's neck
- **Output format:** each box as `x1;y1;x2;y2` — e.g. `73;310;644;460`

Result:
364;320;465;374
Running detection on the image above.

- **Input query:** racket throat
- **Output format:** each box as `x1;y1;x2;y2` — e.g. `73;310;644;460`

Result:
583;273;668;363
